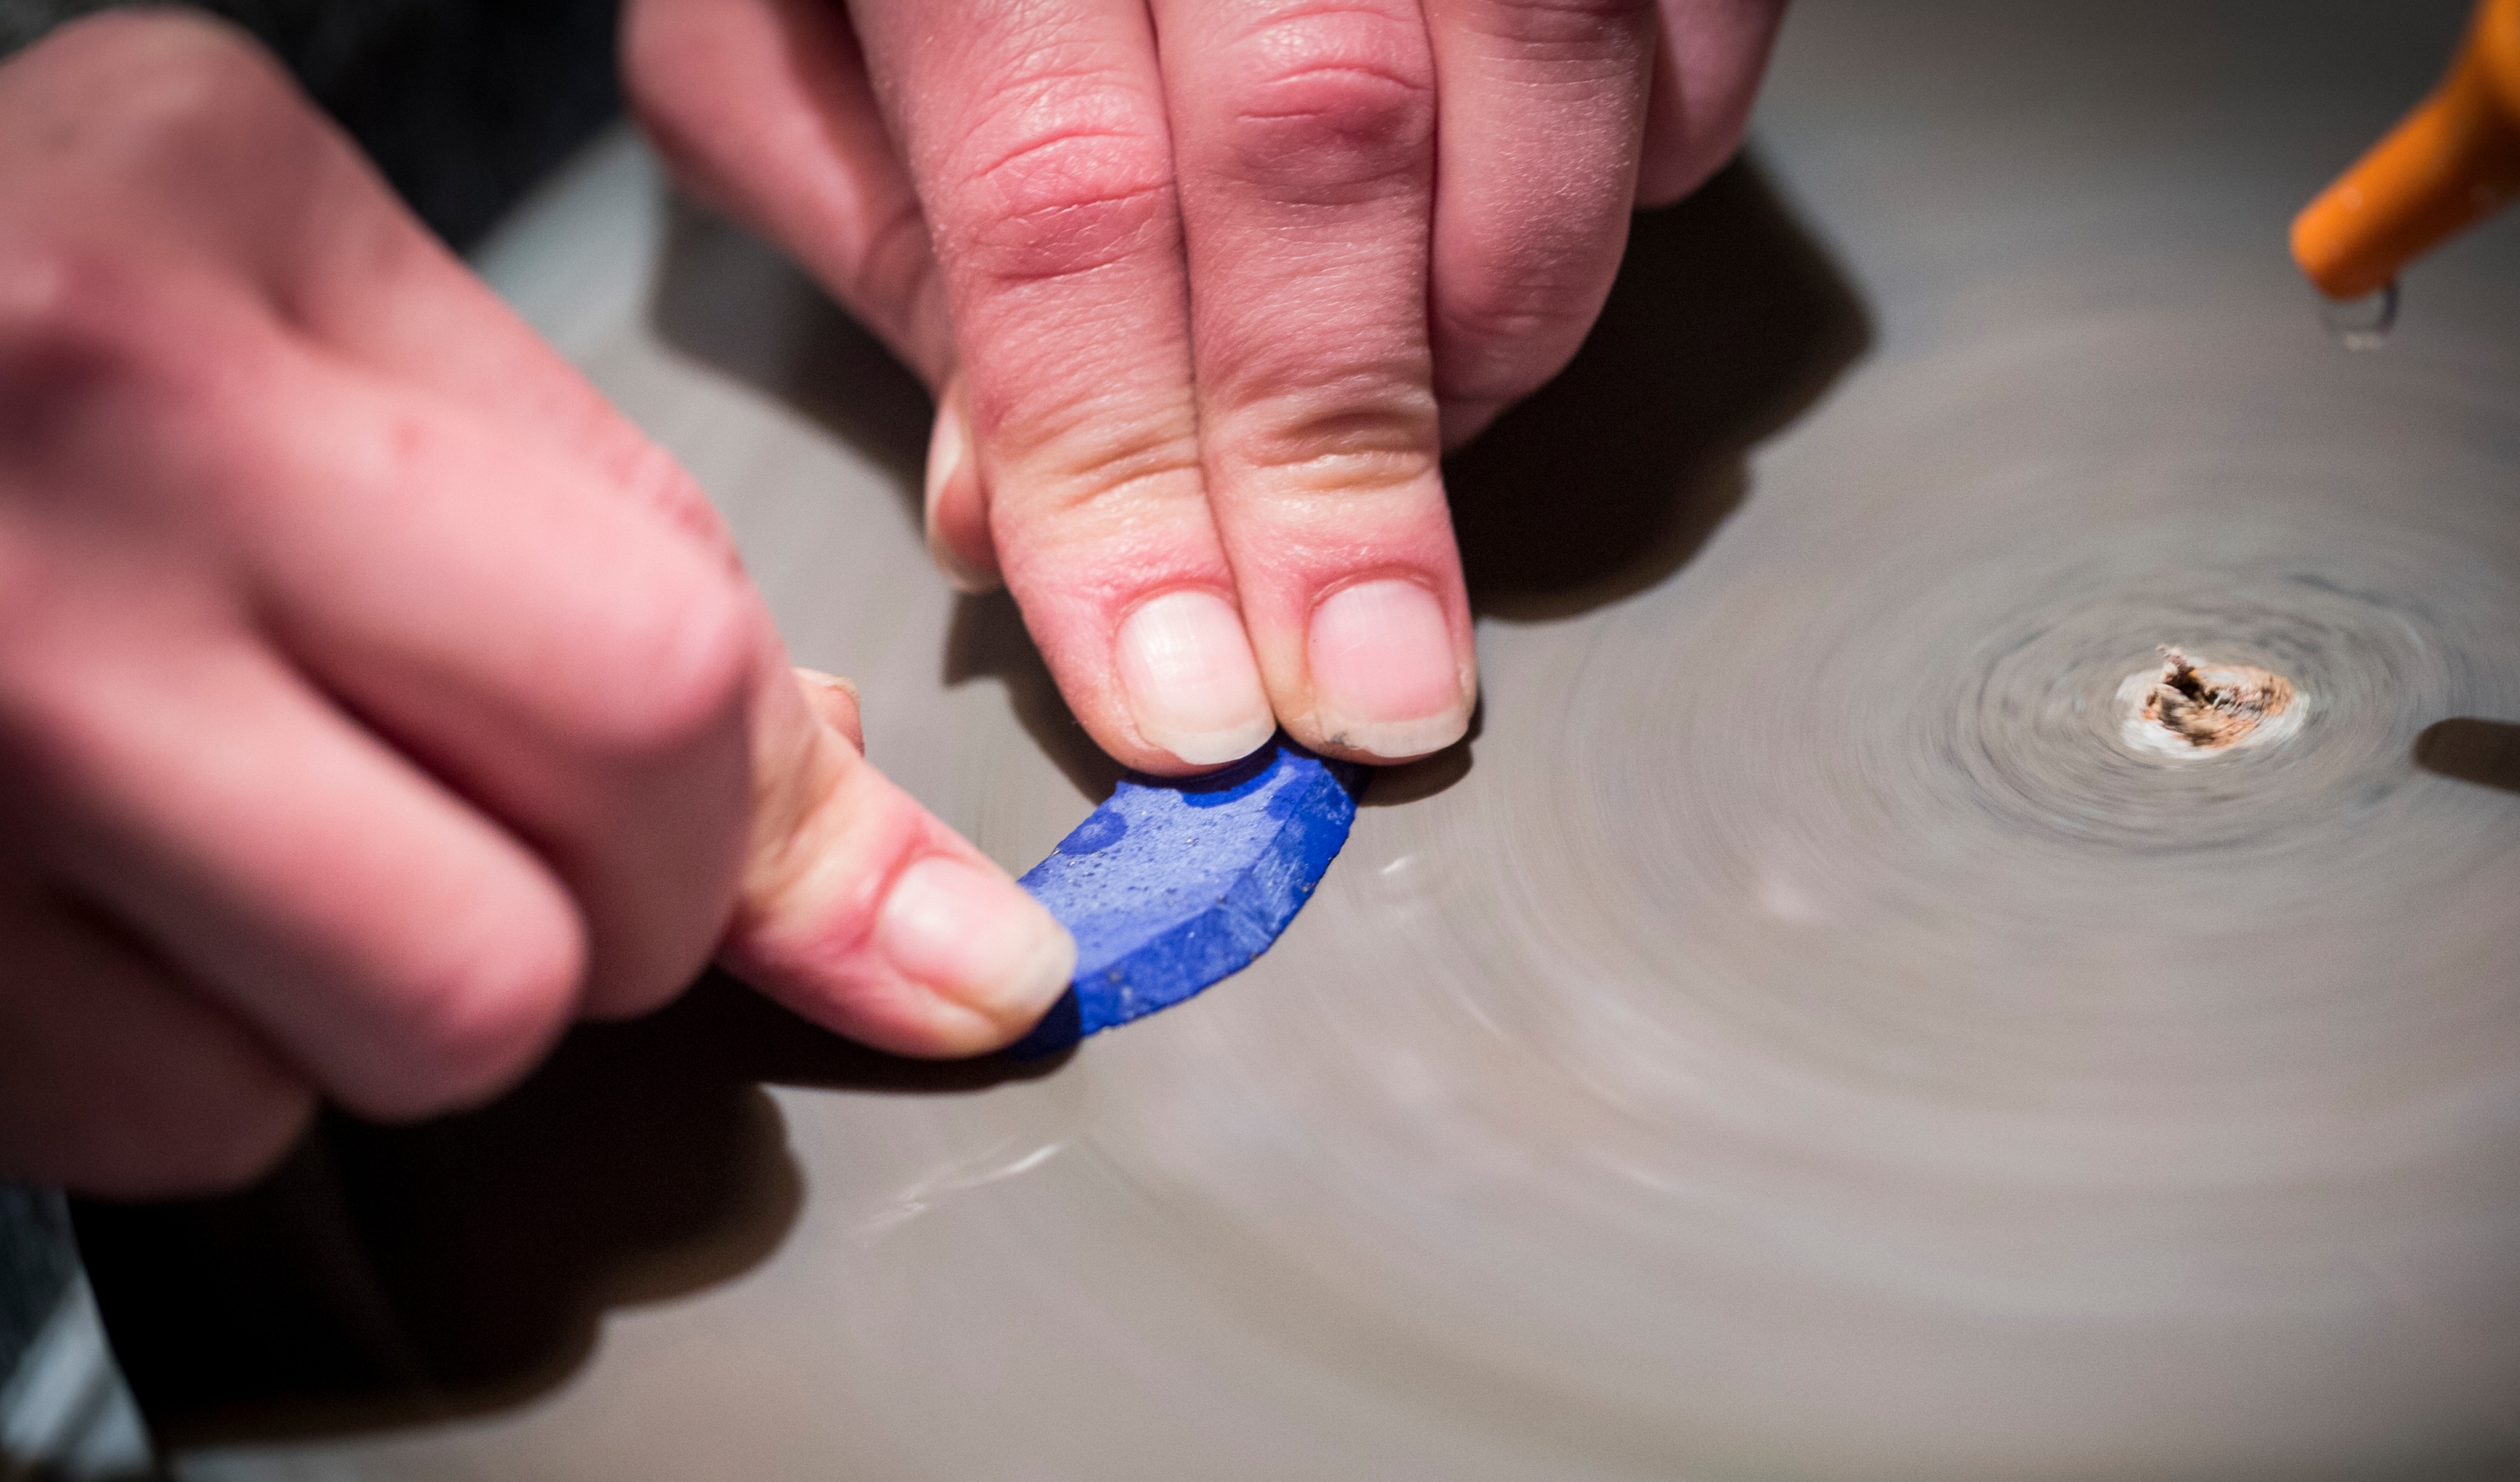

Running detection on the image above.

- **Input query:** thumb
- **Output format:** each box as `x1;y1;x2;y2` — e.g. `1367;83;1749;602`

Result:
718;653;1073;1056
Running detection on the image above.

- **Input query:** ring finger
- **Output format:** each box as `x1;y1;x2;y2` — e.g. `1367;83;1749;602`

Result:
1421;0;1660;446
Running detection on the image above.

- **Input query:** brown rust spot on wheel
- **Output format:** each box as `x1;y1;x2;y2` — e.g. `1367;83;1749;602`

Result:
2141;648;2296;751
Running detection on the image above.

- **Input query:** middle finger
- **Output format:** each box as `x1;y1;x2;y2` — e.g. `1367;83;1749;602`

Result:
1153;0;1478;764
849;0;1276;775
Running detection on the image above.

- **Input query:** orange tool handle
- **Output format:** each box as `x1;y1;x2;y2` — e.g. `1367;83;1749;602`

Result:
2292;0;2520;300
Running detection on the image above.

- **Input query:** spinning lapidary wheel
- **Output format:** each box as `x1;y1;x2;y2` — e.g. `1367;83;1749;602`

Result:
88;3;2520;1478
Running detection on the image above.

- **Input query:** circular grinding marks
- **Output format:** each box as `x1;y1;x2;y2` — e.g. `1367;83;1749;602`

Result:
159;5;2520;1480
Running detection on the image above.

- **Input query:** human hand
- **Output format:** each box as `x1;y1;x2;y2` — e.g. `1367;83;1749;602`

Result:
0;13;1073;1199
625;0;1786;774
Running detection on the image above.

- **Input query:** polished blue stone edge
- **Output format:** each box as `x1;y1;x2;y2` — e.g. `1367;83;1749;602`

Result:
1008;737;1367;1058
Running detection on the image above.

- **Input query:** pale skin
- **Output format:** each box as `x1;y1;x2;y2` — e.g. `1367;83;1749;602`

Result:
0;13;1074;1197
626;0;1787;773
1;1;1783;1197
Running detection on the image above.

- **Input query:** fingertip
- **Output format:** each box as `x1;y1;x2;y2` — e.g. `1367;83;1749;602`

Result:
794;666;865;752
723;733;1074;1058
728;849;1076;1059
1297;576;1476;763
866;854;1075;1055
1113;589;1277;772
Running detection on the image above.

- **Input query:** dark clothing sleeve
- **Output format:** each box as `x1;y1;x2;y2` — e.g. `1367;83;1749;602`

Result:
0;0;621;250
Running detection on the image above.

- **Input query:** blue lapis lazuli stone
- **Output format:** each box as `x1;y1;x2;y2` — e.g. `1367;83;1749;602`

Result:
1008;735;1367;1057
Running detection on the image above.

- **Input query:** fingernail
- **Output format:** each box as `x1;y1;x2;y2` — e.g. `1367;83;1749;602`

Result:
924;388;996;594
1114;590;1276;766
1307;578;1471;760
874;855;1075;1031
794;667;859;701
793;667;864;751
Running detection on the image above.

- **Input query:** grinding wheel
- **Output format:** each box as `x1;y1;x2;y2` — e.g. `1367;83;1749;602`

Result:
127;3;2520;1478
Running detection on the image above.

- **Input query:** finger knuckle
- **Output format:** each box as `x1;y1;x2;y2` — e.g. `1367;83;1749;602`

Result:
943;74;1175;287
1432;338;1584;416
0;264;193;705
987;398;1204;524
0;248;156;424
31;10;311;175
1440;282;1598;347
38;5;267;67
557;564;758;766
0;243;269;468
1223;392;1438;495
1462;0;1657;52
1215;6;1434;196
1435;259;1609;399
603;436;737;558
386;921;584;1116
1432;150;1634;380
